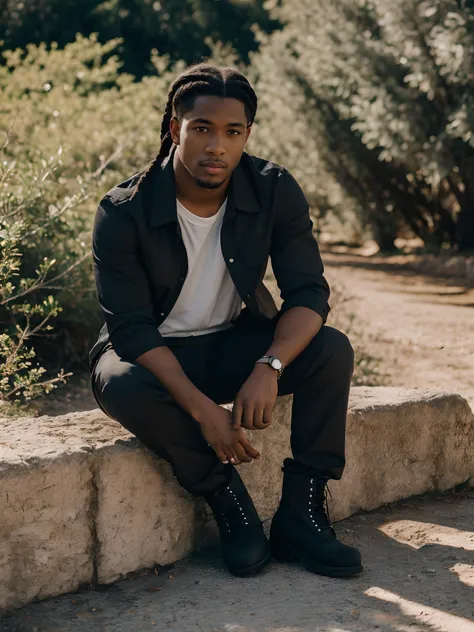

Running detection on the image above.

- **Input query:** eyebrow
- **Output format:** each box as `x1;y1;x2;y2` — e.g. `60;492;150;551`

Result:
191;118;246;129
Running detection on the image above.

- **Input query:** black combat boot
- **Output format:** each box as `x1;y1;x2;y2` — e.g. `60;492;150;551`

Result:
270;469;362;577
205;467;271;576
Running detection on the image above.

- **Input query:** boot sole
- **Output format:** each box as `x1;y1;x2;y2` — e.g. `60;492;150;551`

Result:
230;550;272;577
272;543;363;578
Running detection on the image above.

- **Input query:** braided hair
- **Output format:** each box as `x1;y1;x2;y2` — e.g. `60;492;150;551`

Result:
133;64;258;195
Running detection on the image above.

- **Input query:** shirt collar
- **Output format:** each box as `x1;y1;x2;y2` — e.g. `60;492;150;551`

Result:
228;156;261;215
148;149;261;228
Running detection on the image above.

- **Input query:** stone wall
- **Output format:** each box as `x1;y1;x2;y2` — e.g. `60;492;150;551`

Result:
1;387;473;611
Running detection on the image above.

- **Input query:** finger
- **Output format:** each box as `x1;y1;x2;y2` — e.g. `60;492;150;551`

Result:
216;447;229;464
262;406;273;428
240;435;261;460
232;400;243;430
242;403;255;430
233;441;252;463
253;405;266;430
223;445;236;464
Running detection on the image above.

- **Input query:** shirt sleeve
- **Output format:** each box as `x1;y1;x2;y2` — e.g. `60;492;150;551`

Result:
270;170;331;323
92;195;167;363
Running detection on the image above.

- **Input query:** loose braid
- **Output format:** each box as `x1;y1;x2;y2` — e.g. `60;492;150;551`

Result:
132;64;258;197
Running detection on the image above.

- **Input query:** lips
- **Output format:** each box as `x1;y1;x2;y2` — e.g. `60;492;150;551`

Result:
201;161;227;175
203;166;225;174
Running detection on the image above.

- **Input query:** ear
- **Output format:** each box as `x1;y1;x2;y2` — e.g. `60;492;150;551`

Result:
170;117;181;145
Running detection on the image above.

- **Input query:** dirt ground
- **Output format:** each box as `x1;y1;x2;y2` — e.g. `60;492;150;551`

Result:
32;248;474;416
2;489;474;632
323;250;474;411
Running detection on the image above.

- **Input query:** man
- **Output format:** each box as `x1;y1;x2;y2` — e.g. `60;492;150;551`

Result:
90;63;362;578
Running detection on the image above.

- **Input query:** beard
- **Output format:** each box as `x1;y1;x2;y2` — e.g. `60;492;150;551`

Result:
195;173;230;190
195;178;223;189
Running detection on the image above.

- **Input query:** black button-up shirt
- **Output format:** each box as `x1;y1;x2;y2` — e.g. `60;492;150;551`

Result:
89;150;330;369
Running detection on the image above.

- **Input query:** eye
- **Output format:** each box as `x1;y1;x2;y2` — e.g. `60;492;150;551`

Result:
195;126;209;132
228;130;241;136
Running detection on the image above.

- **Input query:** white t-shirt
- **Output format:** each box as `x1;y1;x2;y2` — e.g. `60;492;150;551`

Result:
158;198;242;337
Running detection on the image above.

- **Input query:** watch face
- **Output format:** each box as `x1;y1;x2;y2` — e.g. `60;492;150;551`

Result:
271;358;282;370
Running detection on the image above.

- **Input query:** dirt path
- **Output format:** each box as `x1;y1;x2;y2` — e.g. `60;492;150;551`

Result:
324;251;474;411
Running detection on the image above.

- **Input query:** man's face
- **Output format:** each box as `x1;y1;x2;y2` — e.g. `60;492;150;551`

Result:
170;95;251;189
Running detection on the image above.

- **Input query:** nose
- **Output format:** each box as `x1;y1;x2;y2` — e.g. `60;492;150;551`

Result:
205;132;226;156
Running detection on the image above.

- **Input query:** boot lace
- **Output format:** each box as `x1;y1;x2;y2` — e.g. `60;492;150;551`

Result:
308;478;334;534
216;485;250;534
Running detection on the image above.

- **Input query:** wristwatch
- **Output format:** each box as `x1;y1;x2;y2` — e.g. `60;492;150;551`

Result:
256;355;284;379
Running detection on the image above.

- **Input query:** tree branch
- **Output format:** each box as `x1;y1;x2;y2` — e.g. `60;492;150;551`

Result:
1;252;91;306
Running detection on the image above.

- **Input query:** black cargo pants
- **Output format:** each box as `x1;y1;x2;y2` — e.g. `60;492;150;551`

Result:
91;318;354;496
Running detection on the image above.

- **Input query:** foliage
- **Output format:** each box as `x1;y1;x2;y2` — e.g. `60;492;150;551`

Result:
251;0;474;250
0;148;88;410
0;36;181;404
0;35;175;184
1;0;280;78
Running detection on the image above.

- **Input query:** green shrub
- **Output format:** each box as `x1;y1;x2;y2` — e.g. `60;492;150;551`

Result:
0;148;87;411
250;0;474;250
0;36;179;378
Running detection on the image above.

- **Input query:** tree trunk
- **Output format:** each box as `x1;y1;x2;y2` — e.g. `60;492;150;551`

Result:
456;210;474;251
371;212;398;252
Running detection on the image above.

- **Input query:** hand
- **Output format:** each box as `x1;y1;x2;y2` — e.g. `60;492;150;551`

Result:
232;364;278;431
231;427;261;465
199;404;260;464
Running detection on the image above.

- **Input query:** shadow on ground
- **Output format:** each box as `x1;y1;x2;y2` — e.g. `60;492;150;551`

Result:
322;249;474;293
2;490;474;632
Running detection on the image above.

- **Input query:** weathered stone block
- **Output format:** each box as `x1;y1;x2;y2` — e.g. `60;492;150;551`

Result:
329;388;474;521
94;444;199;584
1;388;472;609
94;396;293;583
0;412;100;611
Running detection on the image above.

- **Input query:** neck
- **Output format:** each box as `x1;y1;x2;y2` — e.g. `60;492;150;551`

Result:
173;149;229;217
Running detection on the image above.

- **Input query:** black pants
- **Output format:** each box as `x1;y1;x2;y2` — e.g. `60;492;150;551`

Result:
91;318;354;497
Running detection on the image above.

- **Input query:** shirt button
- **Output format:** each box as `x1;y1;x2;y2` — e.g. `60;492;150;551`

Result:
229;258;234;263
160;313;165;316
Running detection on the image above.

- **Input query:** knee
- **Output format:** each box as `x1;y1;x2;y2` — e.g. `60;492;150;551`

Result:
99;364;160;420
100;370;134;420
327;327;354;367
306;326;354;374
